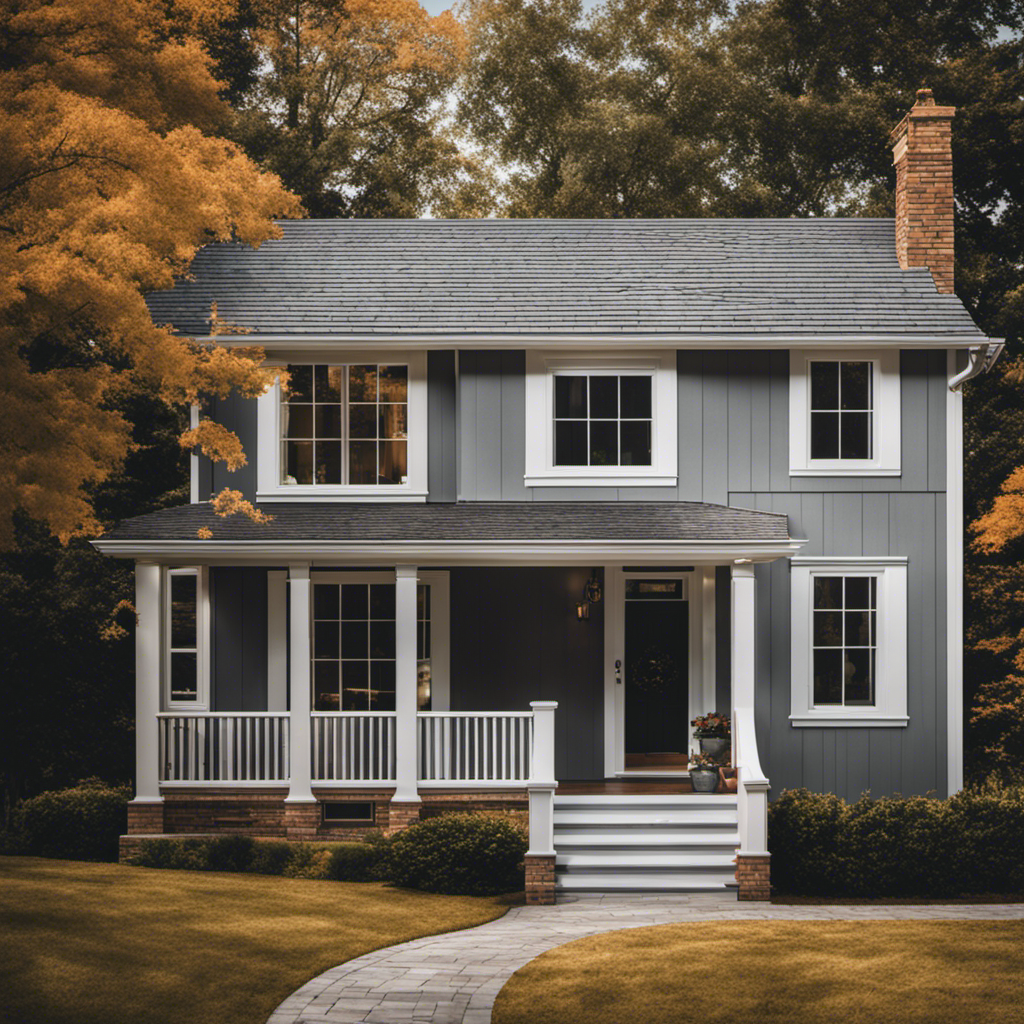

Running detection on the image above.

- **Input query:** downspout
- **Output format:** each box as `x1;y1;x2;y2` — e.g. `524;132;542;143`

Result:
948;341;1005;391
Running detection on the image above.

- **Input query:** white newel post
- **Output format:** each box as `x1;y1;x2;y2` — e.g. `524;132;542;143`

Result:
391;566;421;824
730;562;771;899
526;700;558;903
286;564;315;808
133;561;163;811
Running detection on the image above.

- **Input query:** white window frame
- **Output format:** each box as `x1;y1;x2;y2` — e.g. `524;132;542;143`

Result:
164;566;210;710
790;557;908;728
524;351;677;487
256;351;428;502
789;350;901;476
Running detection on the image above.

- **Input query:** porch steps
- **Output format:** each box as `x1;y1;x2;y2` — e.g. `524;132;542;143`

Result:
553;793;739;893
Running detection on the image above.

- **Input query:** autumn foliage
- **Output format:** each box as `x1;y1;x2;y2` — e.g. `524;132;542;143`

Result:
0;0;301;546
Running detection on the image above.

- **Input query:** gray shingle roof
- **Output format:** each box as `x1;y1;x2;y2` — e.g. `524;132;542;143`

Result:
102;501;792;543
145;219;986;341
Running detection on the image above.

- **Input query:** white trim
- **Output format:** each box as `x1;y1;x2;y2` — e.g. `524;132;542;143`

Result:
96;539;807;565
790;559;908;727
524;351;678;487
791;556;909;566
789;350;901;476
701;566;717;713
199;333;988;349
255;353;428;502
163;566;209;710
947;349;964;794
189;404;200;504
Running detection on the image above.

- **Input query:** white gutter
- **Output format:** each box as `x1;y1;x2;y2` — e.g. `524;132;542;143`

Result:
948;341;1005;391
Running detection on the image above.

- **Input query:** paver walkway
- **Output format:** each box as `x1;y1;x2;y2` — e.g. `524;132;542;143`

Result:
267;894;1024;1024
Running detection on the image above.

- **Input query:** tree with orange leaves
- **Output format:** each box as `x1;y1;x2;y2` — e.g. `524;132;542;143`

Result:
0;0;302;548
230;0;480;217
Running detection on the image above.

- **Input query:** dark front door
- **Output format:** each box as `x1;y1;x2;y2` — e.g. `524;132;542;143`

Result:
624;578;689;758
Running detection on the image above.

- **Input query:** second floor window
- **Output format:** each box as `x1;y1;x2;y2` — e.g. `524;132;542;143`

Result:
810;360;873;461
282;364;408;486
553;373;653;467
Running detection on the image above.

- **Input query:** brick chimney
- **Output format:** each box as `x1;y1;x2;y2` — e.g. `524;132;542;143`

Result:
890;88;956;294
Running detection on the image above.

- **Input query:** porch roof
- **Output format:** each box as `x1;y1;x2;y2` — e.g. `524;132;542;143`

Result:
93;501;803;564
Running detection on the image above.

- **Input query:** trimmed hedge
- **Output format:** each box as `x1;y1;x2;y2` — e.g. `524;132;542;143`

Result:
386;813;527;895
10;780;131;862
127;834;389;881
769;781;1024;897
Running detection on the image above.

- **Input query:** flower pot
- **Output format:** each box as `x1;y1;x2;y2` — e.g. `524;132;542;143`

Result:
699;736;729;759
689;767;719;793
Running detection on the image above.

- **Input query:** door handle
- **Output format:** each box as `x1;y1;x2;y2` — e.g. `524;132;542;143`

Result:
614;659;622;684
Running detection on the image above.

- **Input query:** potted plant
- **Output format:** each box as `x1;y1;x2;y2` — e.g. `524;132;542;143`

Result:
691;712;731;760
688;750;720;793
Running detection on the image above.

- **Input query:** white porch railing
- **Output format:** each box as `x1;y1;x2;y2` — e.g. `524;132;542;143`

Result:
418;712;534;784
158;713;289;783
312;712;396;783
733;705;769;854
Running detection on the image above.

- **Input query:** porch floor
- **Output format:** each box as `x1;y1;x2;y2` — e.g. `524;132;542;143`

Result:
558;778;710;795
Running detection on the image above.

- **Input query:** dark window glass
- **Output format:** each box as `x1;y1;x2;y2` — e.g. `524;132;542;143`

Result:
378;366;407;402
314;441;342;484
814;576;843;609
348;441;376;484
810;361;839;410
315;365;343;403
286;365;312;402
813;611;843;647
840;412;871;459
840;362;871;409
379;441;407;485
341;620;368;659
286;440;313;484
845;649;875;704
370;584;395;620
170;574;197;648
590;421;618;466
813;649;843;704
810;412;839;459
380;405;407;440
590;376;618;418
314;585;339;620
286;405;313;439
314;621;339;660
370;621;395;659
341;584;367;620
620;376;652;419
315;405;342;439
845;577;871;608
624;579;683;600
170;652;198;701
349;404;376;439
555;376;587;418
349;365;377;402
341;661;369;710
620;421;652;466
314;661;339;710
555;421;588;465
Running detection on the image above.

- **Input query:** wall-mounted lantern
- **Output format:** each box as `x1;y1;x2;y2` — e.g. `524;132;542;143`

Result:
576;570;602;621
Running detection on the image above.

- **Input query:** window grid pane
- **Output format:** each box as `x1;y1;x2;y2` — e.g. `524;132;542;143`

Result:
553;373;652;468
283;364;408;486
812;574;877;707
809;361;873;461
168;571;200;703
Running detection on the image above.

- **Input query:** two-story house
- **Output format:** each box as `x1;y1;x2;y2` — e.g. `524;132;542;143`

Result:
96;91;1002;902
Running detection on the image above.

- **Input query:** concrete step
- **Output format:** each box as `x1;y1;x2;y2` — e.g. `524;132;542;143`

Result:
553;808;738;828
554;794;737;807
555;871;738;892
553;830;740;848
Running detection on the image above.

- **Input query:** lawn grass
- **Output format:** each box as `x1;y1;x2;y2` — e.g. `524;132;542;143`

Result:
1;856;511;1024
492;920;1024;1024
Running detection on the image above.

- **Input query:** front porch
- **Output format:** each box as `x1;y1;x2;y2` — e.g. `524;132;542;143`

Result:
95;501;795;900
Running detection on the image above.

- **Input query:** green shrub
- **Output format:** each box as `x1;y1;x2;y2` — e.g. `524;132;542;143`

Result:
326;835;390;882
12;780;130;862
282;843;333;879
769;781;1024;897
206;835;256;873
131;837;211;871
248;840;293;876
387;813;527;895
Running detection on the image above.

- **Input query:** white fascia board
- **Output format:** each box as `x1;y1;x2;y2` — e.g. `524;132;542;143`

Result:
791;556;909;566
192;334;989;350
92;538;807;565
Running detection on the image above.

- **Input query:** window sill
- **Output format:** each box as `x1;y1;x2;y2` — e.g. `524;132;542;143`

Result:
525;474;677;488
789;467;901;478
789;715;909;728
256;489;428;503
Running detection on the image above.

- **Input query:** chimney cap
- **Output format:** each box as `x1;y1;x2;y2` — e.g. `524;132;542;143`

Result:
915;88;936;106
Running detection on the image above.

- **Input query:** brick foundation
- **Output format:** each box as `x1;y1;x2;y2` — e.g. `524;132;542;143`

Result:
525;854;556;905
386;801;422;834
283;800;320;841
735;853;771;901
126;800;164;835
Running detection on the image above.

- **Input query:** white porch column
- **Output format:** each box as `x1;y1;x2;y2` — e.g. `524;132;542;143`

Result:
391;565;421;816
526;700;558;904
133;561;162;807
730;563;757;717
285;563;314;805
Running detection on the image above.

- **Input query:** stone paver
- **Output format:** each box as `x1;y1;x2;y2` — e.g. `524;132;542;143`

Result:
267;895;1024;1024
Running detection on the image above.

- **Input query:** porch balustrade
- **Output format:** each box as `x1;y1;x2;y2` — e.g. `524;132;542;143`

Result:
418;712;534;785
158;713;290;783
158;709;543;788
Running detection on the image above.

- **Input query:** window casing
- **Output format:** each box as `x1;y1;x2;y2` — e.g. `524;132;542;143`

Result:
790;558;908;727
525;352;678;487
164;567;209;709
789;350;900;476
256;352;427;501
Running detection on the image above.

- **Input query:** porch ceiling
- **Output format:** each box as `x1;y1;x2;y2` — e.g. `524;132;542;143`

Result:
93;501;804;565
